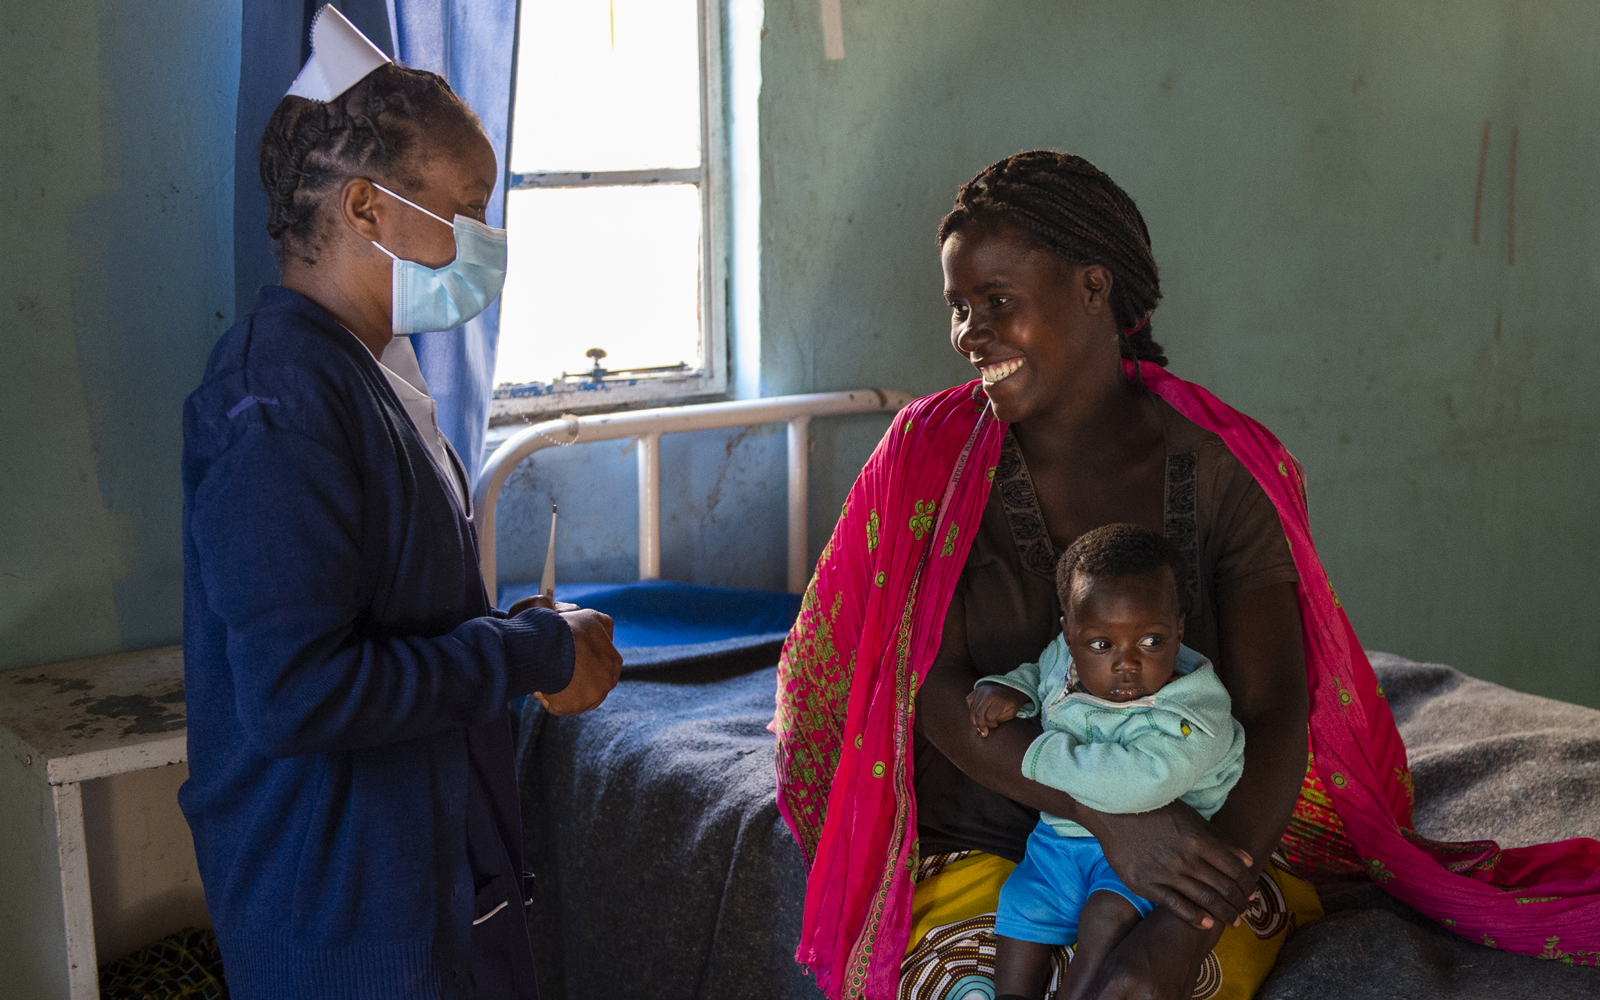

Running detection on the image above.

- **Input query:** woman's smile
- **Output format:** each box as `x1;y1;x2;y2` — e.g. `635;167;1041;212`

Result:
979;357;1026;385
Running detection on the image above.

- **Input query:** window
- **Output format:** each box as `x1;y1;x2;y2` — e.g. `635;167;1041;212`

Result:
492;0;726;419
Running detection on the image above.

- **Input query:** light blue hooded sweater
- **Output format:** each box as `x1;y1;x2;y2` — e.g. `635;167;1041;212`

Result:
976;636;1245;838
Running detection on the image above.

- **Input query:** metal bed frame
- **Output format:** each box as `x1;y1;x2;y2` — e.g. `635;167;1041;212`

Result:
472;389;914;595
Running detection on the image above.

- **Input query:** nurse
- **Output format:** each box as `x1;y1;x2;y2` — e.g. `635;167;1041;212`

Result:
179;9;622;998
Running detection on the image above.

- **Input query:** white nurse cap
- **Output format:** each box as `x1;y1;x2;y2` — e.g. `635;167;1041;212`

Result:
284;5;392;102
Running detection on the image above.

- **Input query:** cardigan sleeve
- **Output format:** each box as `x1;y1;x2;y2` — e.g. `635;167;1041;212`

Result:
190;418;575;760
1020;715;1233;814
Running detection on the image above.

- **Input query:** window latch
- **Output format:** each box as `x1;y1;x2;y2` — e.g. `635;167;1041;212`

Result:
560;347;690;384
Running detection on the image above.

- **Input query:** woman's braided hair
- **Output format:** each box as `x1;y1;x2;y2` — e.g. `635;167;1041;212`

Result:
938;150;1167;367
259;63;481;265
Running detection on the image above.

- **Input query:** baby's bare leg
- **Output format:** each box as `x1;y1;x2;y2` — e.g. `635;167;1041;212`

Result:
993;935;1055;1000
1055;890;1143;1000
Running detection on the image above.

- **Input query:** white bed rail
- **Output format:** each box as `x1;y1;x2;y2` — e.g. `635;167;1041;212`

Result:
473;389;914;595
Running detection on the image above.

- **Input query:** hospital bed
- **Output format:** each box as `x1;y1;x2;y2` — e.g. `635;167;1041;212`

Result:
474;393;1600;1000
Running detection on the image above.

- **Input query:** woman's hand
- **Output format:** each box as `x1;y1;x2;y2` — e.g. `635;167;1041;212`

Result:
1075;804;1254;931
966;684;1026;736
535;608;622;715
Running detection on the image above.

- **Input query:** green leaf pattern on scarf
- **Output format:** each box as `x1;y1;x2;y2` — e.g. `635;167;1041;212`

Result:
940;522;959;557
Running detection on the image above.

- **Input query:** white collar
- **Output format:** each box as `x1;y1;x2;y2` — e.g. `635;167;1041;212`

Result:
343;328;468;512
375;334;432;398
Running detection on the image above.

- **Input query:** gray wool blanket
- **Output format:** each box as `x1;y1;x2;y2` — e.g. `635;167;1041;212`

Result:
516;649;1600;999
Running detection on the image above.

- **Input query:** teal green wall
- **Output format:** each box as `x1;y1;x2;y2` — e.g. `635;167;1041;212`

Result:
755;1;1600;707
0;0;240;670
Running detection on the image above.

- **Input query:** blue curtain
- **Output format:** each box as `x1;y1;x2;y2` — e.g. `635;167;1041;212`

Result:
391;0;518;481
235;0;517;480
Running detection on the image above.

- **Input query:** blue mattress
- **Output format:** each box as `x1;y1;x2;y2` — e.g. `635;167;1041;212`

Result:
497;579;802;651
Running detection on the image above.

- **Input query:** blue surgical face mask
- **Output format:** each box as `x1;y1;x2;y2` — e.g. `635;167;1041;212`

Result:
369;183;507;335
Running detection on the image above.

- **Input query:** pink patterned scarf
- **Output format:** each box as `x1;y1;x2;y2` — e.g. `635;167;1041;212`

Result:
774;368;1600;999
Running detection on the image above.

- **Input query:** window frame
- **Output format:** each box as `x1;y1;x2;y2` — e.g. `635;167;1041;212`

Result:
490;0;728;423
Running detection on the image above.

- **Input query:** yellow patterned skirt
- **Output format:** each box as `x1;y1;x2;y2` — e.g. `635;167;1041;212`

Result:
899;851;1322;1000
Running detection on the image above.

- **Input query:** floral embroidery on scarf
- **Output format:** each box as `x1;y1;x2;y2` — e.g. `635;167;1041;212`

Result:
775;583;851;858
940;523;959;557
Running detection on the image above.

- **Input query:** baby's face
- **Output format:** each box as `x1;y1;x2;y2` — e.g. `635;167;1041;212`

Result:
1062;568;1184;702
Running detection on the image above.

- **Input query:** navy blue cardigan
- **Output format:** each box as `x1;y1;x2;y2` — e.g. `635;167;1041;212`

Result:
180;287;573;999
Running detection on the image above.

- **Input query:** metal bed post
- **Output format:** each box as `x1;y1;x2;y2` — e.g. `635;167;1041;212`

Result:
786;416;811;594
637;432;662;580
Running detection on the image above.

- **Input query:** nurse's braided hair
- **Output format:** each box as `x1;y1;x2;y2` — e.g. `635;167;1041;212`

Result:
938;150;1167;367
259;64;481;265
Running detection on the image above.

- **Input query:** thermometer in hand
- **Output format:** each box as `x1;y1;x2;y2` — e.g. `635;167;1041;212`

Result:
540;504;557;601
531;504;562;713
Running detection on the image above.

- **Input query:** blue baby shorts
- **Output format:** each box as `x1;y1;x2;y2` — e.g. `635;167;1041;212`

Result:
993;821;1155;945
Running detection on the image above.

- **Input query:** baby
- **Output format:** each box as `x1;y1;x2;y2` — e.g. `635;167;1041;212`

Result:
966;523;1246;1000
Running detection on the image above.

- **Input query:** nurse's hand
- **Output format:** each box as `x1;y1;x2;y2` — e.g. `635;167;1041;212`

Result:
507;594;579;614
535;608;622;716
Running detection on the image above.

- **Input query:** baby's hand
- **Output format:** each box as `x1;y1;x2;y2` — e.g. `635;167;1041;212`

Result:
966;684;1026;737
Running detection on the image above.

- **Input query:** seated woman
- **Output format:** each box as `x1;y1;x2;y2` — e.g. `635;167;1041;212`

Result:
774;150;1600;1000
